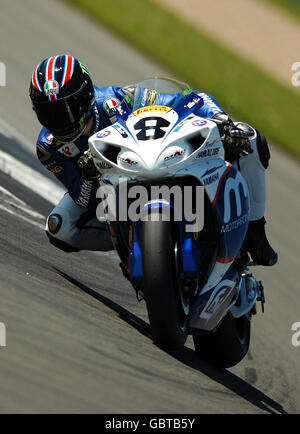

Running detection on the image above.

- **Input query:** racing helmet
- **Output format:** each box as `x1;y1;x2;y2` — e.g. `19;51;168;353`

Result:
29;55;95;142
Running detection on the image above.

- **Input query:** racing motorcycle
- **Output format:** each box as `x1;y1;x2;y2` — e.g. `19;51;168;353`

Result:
88;78;265;368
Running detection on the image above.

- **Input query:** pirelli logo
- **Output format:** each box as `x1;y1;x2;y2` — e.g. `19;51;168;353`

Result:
133;105;171;116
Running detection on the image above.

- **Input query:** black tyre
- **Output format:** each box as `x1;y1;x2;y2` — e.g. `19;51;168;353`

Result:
193;313;251;368
141;217;188;350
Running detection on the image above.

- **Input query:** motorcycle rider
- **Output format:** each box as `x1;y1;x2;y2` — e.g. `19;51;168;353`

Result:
29;54;277;266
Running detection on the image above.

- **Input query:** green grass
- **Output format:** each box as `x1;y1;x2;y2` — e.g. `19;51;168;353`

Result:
65;0;300;159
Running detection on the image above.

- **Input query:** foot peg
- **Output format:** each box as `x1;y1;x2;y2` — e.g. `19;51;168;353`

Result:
256;281;265;313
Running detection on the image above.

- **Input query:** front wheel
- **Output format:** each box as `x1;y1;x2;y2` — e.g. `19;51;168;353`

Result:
141;218;188;350
193;313;251;368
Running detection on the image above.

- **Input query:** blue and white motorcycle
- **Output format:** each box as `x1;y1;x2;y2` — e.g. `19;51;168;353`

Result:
88;78;265;368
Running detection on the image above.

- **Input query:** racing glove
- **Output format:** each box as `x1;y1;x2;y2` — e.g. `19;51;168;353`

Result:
212;113;253;157
77;150;101;180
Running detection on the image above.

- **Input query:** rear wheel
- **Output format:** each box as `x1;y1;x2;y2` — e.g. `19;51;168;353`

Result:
193;313;251;368
141;217;188;350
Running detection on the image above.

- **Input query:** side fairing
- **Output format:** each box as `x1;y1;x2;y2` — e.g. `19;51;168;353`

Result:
189;165;250;331
212;164;250;263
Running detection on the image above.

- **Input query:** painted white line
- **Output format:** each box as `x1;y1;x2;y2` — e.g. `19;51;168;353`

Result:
0;116;65;205
0;149;65;205
0;203;44;230
0;185;29;206
0;117;33;150
0;185;45;219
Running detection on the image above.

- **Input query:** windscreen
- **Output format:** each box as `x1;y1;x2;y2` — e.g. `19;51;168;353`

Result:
135;77;192;94
131;77;192;112
116;77;194;121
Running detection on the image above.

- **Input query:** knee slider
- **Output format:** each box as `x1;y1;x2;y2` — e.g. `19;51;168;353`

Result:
256;130;270;169
47;214;62;235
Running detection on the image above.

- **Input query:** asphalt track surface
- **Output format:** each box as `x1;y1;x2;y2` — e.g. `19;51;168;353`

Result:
0;0;299;414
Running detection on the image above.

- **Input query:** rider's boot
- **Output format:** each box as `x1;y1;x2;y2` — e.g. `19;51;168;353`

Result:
243;217;278;266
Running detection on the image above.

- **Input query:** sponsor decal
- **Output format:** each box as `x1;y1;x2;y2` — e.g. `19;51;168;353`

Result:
195;147;220;159
141;88;148;106
112;124;128;138
221;213;248;233
50;165;63;175
76;180;93;207
78;61;89;76
223;173;248;223
146;90;158;106
45;134;54;144
203;172;219;186
192;120;207;127
57;142;80;157
96;130;111;139
133;105;171;116
117;106;125;116
200;280;236;320
204;138;220;148
44;79;59;97
164;149;184;161
197;92;222;112
103;98;118;118
173;115;194;132
119;156;138;166
184;98;201;109
201;165;223;177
